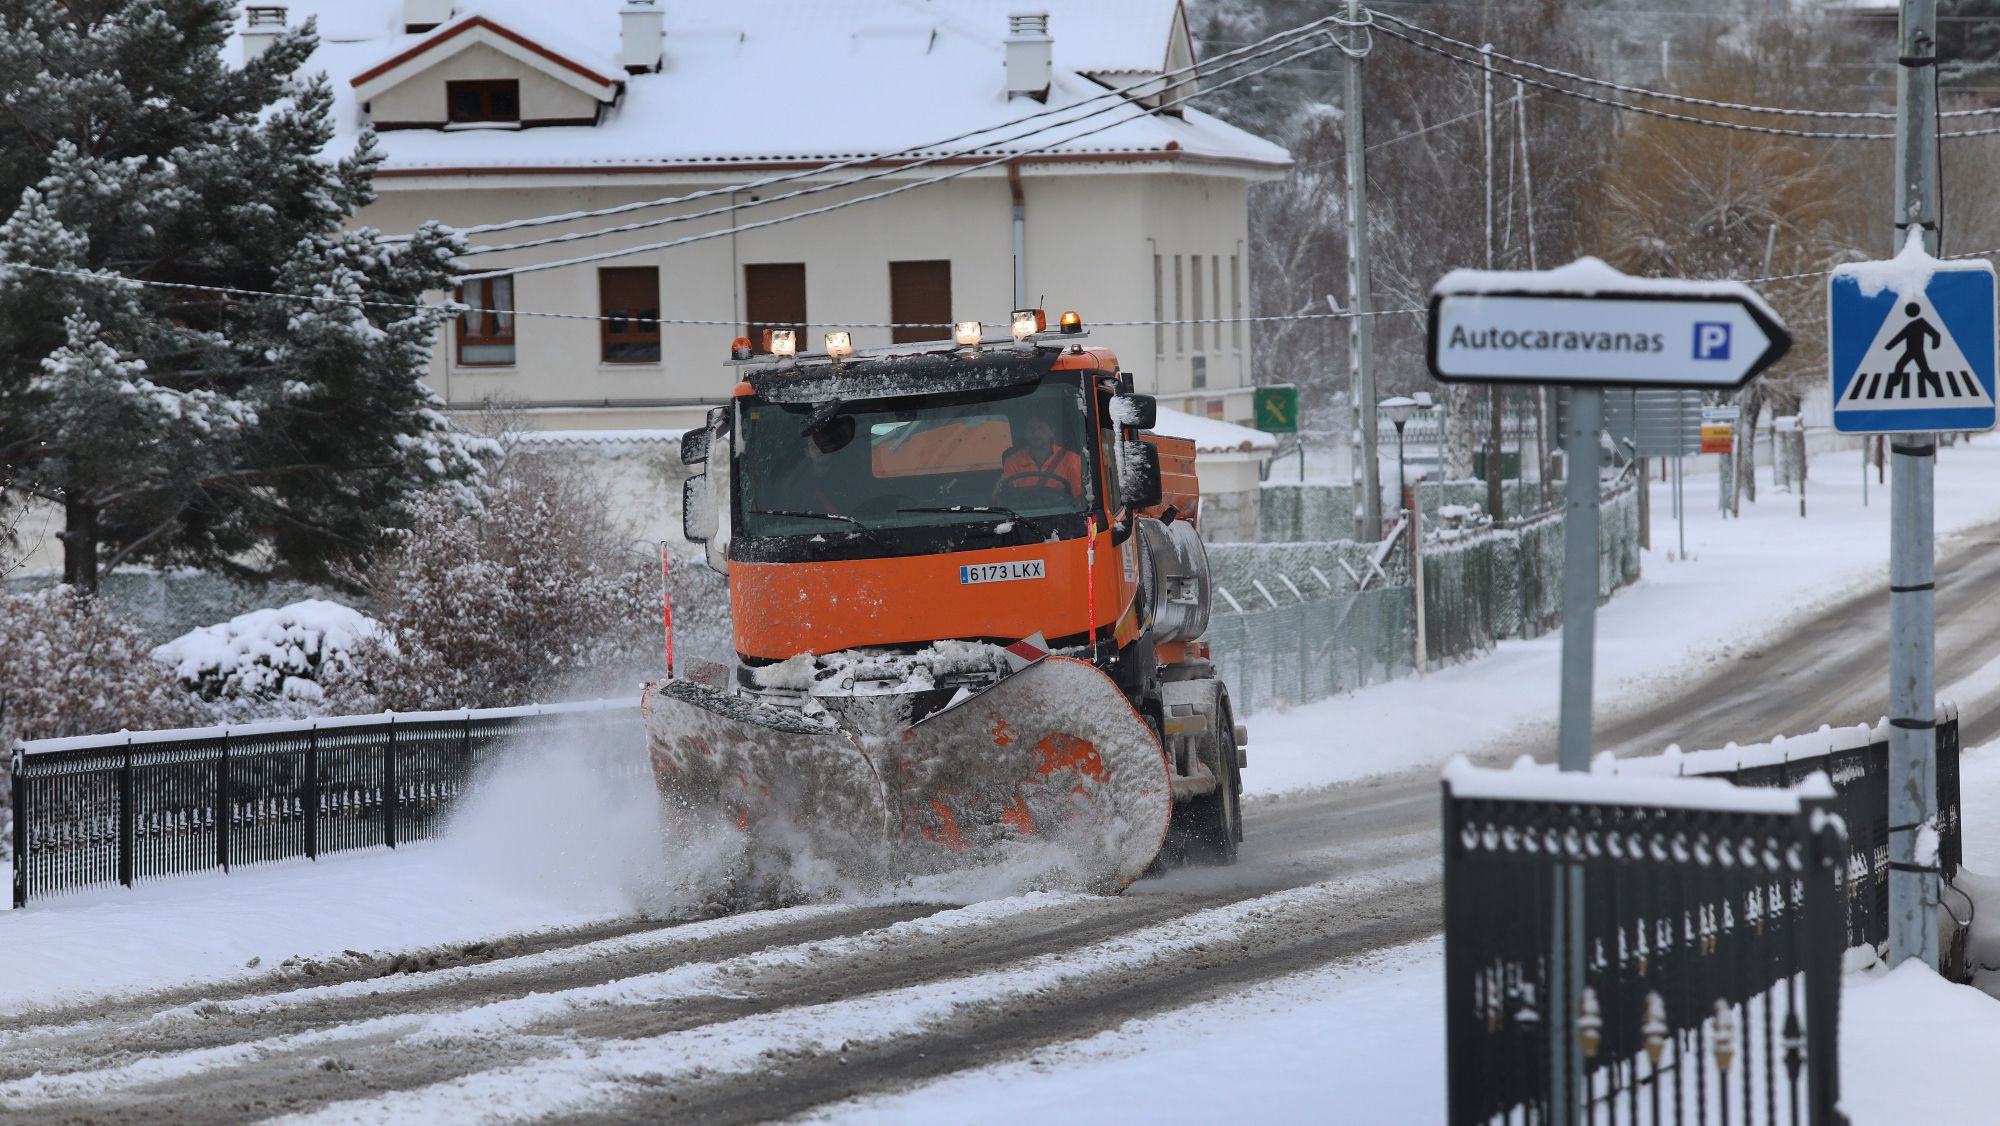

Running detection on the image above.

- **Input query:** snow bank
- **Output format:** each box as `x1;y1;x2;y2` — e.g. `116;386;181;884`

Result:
1443;756;1832;812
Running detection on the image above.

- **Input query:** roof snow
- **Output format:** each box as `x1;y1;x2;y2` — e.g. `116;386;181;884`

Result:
254;0;1289;174
1151;406;1278;454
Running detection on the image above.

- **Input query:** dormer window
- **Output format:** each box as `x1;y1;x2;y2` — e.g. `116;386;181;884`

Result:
447;79;519;123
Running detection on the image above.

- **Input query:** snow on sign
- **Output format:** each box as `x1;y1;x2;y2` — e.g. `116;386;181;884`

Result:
1829;239;1997;434
1426;257;1790;388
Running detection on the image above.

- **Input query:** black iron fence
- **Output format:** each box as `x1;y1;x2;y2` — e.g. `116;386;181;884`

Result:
1444;767;1848;1126
11;702;643;908
1620;706;1963;955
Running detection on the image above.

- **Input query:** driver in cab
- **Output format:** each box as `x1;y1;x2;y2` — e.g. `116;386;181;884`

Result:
996;416;1082;500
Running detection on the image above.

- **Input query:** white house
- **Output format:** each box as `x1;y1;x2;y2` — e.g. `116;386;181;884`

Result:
269;0;1288;421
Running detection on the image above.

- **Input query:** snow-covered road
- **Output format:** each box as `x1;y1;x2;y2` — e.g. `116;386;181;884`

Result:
9;440;2000;1123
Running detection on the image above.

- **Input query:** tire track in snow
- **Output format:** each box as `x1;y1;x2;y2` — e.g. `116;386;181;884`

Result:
0;895;1081;1110
274;865;1440;1126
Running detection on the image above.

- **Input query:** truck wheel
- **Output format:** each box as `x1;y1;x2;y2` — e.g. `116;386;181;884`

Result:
1174;719;1240;866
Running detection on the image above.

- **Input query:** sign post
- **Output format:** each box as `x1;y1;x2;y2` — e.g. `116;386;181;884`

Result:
1829;238;1997;972
1430;259;1790;1126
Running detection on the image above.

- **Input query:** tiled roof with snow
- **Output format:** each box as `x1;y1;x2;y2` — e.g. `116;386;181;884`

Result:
263;0;1289;173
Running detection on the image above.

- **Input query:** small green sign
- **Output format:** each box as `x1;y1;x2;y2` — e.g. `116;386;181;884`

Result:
1254;386;1299;433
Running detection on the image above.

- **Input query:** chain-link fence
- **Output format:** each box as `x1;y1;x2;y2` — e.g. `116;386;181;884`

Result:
1208;481;1642;714
1207;586;1415;715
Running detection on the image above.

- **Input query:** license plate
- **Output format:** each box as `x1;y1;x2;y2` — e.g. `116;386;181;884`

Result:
959;560;1046;585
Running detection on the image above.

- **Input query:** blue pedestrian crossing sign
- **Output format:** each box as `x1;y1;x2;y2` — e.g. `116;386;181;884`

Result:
1829;252;1997;434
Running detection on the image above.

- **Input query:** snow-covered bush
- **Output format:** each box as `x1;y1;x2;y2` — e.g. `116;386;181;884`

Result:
331;462;659;712
0;587;203;858
154;599;382;721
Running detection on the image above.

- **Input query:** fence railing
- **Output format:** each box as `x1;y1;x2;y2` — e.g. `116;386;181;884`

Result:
1603;705;1963;957
11;701;643;907
1444;763;1848;1126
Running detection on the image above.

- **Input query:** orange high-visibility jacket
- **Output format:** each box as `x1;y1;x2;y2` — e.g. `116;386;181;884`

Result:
998;445;1084;497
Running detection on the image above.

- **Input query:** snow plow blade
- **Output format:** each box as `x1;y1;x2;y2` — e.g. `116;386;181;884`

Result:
642;656;1172;891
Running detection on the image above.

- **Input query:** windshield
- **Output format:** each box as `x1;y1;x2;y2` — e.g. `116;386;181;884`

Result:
737;380;1095;538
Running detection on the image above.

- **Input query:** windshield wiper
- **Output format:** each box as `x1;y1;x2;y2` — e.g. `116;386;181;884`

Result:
748;509;883;540
898;505;1039;531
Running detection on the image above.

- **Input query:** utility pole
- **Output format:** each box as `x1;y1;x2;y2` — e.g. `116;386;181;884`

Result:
1890;0;1941;971
1346;0;1380;541
1483;44;1505;523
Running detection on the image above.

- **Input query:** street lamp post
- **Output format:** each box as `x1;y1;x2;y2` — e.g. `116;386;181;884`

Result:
1379;395;1424;511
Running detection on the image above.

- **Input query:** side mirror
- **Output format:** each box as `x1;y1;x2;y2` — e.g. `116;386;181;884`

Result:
682;473;715;544
680;428;710;466
1119;440;1163;509
1111;393;1157;431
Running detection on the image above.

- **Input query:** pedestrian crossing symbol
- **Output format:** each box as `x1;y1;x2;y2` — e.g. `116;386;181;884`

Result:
1829;251;1997;434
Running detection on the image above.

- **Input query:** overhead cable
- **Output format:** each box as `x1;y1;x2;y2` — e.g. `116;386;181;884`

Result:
457;32;1357;282
419;13;1360;250
457;23;1346;260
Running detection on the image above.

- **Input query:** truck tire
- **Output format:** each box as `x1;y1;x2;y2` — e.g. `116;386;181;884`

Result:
1174;714;1240;866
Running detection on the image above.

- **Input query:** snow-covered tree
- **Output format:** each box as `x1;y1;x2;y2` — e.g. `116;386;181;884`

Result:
0;1;485;592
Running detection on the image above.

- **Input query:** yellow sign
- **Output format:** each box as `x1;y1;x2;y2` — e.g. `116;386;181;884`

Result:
1699;424;1733;454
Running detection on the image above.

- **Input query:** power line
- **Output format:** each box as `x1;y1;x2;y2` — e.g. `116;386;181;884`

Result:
1372;12;1966;120
457;23;1344;260
428;15;1355;252
1374;24;2000;141
457;29;1369;283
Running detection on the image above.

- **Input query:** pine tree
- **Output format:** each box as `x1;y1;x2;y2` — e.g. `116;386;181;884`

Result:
0;0;486;591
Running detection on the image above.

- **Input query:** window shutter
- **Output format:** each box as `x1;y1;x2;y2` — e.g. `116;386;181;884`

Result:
744;263;807;351
888;260;952;345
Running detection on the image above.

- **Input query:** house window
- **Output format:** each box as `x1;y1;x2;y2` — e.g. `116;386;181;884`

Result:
1192;354;1207;390
599;266;660;363
1211;255;1222;345
744;263;807;352
1191;254;1205;353
447;79;520;123
1173;255;1185;354
1230;254;1242;351
457;275;515;365
1152;254;1164;357
889;260;952;345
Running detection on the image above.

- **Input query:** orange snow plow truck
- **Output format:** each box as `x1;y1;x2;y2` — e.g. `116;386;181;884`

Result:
646;310;1245;890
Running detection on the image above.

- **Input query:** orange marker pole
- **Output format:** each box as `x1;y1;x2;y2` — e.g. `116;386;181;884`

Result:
660;541;674;678
1085;515;1098;661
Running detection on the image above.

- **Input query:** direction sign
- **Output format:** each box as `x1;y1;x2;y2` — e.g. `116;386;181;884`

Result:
1253;385;1299;433
1428;259;1790;388
1829;253;1997;434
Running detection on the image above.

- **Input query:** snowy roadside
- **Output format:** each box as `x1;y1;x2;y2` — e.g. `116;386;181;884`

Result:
1244;434;2000;795
819;741;2000;1126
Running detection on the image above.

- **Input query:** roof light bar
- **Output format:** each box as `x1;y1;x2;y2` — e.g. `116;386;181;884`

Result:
769;329;797;359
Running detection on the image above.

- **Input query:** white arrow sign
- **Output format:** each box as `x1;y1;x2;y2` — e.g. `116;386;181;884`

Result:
1427;259;1791;389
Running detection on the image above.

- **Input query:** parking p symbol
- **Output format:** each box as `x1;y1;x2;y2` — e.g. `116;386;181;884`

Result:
1694;322;1731;360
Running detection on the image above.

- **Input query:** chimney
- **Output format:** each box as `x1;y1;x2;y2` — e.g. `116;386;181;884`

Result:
622;0;665;74
1005;12;1052;101
404;0;453;34
241;5;287;63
